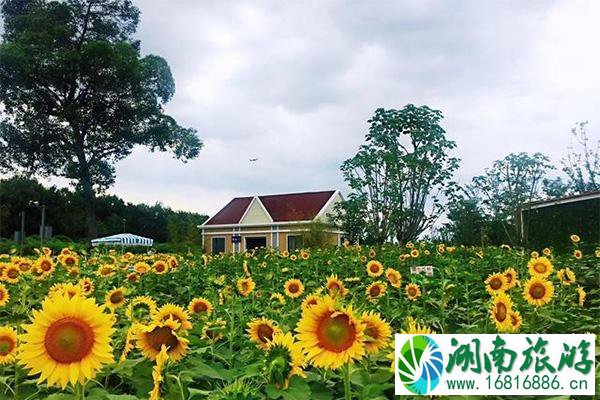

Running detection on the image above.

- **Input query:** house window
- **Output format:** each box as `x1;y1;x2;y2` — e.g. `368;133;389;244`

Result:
211;237;225;254
287;235;302;252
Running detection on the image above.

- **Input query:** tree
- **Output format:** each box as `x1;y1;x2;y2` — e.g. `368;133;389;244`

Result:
470;152;552;244
561;121;600;193
0;0;203;238
340;105;459;244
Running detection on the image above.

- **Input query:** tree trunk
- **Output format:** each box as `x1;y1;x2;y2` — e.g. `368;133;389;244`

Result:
74;141;98;239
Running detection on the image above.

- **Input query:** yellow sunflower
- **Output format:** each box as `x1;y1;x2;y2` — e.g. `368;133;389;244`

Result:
410;249;420;258
0;326;17;365
105;287;127;310
270;293;286;305
49;283;83;299
0;284;9;307
35;257;55;275
301;294;320;311
284;279;305;298
366;281;387;300
507;310;522;332
523;276;554;307
504;268;519;289
405;283;422;301
19;294;115;388
489;292;513;332
401;317;434;334
247;317;281;349
557;268;576;285
485;273;508;295
96;264;115;277
152;261;169;275
202;319;227;342
528;257;554;277
530;251;539;258
188;297;213;317
154;304;192;331
135;318;189;361
577;287;586;306
60;253;79;269
360;311;392;354
325;275;348;297
570;234;580;243
368;248;377;258
295;295;365;369
542;247;552;256
167;256;179;270
126;296;158;322
149;345;168;400
264;332;306;389
366;260;384;277
78;278;95;295
385;268;402;288
573;250;583;260
237;277;256;297
134;262;151;275
2;265;20;284
126;272;140;283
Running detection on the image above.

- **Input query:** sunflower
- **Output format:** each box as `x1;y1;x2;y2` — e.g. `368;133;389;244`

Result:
126;272;140;283
523;276;554;307
202;319;227;342
60;253;79;269
264;332;306;389
301;294;320;311
135;318;189;361
78;278;95;295
281;250;289;258
557;268;576;285
167;256;179;270
527;256;553;277
507;310;522;332
0;284;9;307
530;251;539;258
368;248;377;258
325;275;348;297
360;311;392;354
284;279;305;298
300;250;310;260
542;247;552;256
405;283;421;301
385;268;402;288
19;294;115;388
401;317;434;334
0;326;17;365
134;262;151;275
237;277;256;297
154;304;192;331
295;295;365;369
577;287;586;306
126;296;158;322
570;234;580;243
489;292;513;332
152;261;169;275
2;265;20;284
410;249;420;258
121;252;134;262
49;283;83;299
437;244;446;254
366;260;383;277
485;273;508;295
270;293;286;305
504;268;519;289
16;258;33;272
573;250;583;260
105;287;127;310
188;297;213;317
366;281;387;300
149;345;169;400
96;264;115;277
247;317;281;349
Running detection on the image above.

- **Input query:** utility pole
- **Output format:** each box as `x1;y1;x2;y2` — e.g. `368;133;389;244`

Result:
122;218;126;233
19;210;25;255
40;204;46;248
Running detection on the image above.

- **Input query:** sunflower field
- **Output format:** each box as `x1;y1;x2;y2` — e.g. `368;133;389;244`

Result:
0;239;598;400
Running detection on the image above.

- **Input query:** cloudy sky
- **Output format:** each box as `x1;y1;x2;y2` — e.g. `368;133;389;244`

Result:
80;1;600;215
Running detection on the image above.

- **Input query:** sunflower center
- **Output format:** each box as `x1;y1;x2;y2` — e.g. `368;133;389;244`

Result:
365;325;380;340
388;274;398;284
490;278;503;290
40;261;52;271
510;314;519;326
534;263;547;273
156;264;165;272
369;265;379;273
408;287;417;296
7;269;18;279
110;292;124;304
530;283;546;299
146;326;179;351
66;258;74;265
317;313;356;352
45;317;95;363
0;336;15;355
369;286;381;297
0;291;4;300
495;303;507;322
257;324;274;343
288;283;299;293
193;302;208;313
505;274;513;283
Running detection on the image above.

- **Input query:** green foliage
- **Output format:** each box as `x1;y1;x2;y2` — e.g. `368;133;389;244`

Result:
0;175;207;246
296;220;335;250
561;121;600;193
0;0;202;237
339;105;459;244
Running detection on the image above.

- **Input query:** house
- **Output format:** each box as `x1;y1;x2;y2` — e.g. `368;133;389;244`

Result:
201;190;343;254
521;191;600;250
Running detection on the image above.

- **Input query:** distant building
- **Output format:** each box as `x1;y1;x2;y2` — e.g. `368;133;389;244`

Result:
521;191;600;250
201;190;343;254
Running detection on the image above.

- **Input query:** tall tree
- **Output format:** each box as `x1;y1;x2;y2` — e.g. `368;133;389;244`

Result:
470;152;552;244
561;121;600;193
0;0;202;238
340;105;459;244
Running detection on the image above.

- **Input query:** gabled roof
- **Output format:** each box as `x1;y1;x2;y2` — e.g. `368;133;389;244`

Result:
203;190;338;226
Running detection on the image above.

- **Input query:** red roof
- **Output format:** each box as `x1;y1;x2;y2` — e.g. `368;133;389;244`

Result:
204;190;337;225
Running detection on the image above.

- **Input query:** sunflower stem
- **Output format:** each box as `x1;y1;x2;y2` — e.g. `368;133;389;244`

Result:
342;363;352;400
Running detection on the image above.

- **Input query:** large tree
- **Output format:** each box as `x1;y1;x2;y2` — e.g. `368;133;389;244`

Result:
340;105;459;244
0;0;202;238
